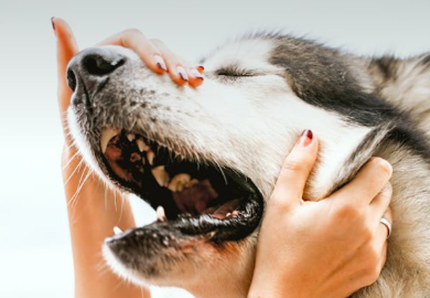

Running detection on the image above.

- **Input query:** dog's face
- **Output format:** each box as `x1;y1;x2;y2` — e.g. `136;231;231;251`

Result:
67;33;374;296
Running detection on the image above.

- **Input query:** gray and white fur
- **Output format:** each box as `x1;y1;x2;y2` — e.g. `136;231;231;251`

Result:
66;31;430;298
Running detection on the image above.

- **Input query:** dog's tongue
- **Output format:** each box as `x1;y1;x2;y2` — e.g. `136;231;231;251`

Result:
208;198;242;219
105;142;136;182
172;179;218;215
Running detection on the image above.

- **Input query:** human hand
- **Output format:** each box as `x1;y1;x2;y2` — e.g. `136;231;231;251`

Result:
248;130;393;298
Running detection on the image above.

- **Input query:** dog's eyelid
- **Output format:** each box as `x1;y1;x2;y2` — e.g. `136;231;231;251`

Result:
215;69;258;77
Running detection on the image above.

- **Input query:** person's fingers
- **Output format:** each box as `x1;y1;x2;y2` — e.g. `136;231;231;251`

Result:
188;67;205;88
269;129;319;209
151;39;204;87
53;18;79;141
150;39;189;85
97;29;167;75
374;208;392;272
330;157;393;206
378;241;388;273
369;182;393;219
377;207;393;240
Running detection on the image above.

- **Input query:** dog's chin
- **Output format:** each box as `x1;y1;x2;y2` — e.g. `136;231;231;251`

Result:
96;127;264;283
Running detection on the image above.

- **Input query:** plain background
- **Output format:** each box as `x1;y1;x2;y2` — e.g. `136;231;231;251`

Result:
1;0;430;297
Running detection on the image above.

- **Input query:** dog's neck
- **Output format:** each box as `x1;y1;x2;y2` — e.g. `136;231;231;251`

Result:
252;95;387;201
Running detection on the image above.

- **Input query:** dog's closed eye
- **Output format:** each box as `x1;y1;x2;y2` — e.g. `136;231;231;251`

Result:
216;65;256;77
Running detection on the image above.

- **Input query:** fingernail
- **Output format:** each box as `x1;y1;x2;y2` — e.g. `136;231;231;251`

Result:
190;68;204;80
51;17;56;35
197;66;205;73
297;129;313;148
177;66;189;81
155;55;167;72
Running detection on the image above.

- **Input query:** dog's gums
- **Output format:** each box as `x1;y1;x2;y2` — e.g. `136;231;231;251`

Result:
66;33;430;296
100;127;264;243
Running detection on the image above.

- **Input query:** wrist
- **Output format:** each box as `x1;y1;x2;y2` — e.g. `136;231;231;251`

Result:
248;270;320;298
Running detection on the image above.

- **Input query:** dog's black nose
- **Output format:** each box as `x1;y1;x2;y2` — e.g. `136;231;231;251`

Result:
66;47;126;95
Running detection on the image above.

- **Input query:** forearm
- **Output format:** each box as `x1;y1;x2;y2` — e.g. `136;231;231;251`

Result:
63;149;150;298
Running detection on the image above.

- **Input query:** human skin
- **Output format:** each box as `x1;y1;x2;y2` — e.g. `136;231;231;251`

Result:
52;18;392;298
248;132;393;298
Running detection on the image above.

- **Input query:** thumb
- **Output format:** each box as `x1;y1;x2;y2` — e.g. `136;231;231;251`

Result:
269;129;319;210
52;18;79;136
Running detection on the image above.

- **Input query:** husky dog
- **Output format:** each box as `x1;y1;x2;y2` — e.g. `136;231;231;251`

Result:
66;32;430;298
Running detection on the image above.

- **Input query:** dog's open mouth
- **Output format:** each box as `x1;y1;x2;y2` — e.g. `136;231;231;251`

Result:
100;127;264;244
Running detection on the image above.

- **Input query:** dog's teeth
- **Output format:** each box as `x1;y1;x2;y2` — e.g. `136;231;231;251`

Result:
100;128;120;154
162;238;169;246
136;139;149;152
127;133;136;142
147;150;155;165
168;173;191;192
113;226;123;235
152;166;170;187
185;179;199;188
156;206;166;222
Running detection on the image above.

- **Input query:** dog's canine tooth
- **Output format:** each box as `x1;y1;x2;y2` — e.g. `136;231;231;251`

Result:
168;173;191;192
127;133;136;142
113;226;123;235
100;128;120;154
136;139;149;152
147;150;155;165
156;206;166;222
152;166;169;187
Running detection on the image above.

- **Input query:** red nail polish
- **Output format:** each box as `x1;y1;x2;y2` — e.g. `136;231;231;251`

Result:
190;68;204;80
179;72;188;81
297;129;313;147
177;66;189;81
154;55;167;72
51;17;56;32
197;66;204;73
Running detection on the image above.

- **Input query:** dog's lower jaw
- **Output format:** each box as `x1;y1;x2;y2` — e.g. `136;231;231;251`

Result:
104;229;258;298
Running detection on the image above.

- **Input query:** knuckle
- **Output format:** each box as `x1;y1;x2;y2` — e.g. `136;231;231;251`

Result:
282;159;303;173
269;193;287;209
380;183;393;200
364;266;381;285
370;157;393;180
335;203;360;220
384;207;394;224
362;226;375;242
151;38;164;46
122;28;143;37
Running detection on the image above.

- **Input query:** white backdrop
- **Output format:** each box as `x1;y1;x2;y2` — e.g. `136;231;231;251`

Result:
1;0;430;297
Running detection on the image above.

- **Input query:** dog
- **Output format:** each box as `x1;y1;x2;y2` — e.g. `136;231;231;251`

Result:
66;31;430;297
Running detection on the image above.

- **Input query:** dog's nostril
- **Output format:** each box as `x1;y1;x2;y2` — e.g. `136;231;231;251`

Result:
82;54;125;76
67;68;77;92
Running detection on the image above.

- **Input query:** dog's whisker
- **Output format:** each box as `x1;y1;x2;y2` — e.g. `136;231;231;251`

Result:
68;167;93;209
64;159;85;186
62;150;81;170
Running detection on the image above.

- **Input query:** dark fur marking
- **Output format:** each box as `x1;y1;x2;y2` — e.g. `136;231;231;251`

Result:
270;38;400;127
269;35;430;166
420;53;430;67
371;56;399;82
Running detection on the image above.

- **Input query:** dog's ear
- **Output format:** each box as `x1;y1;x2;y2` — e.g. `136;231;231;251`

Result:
271;38;396;128
368;54;430;126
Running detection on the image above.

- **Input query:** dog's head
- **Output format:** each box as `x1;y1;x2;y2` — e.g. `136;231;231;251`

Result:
67;33;380;297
